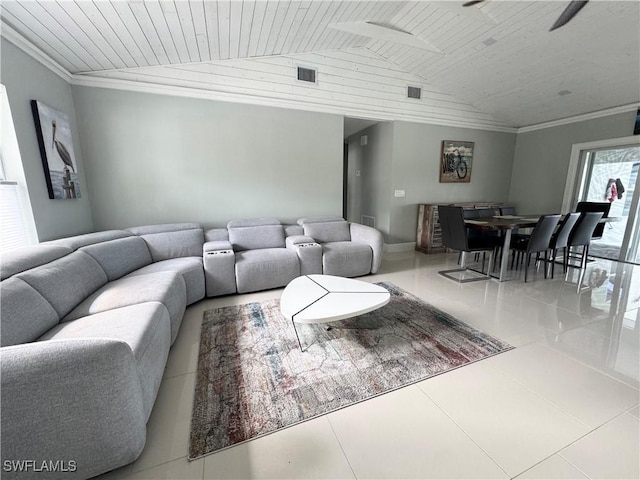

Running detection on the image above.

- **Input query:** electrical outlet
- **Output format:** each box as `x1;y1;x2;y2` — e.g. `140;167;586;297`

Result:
355;170;361;177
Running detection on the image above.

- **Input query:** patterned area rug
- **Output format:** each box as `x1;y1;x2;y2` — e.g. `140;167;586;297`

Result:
189;282;512;460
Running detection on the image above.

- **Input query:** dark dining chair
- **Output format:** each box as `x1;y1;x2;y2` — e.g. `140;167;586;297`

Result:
567;211;604;287
476;207;498;217
461;208;483;263
463;208;482;241
476;208;502;245
500;206;517;216
576;202;610;239
510;214;561;282
549;212;580;279
438;205;496;282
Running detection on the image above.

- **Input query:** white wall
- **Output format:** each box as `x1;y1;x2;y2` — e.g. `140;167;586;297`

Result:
71;86;343;229
390;122;517;243
509;111;638;214
347;120;517;243
1;38;94;241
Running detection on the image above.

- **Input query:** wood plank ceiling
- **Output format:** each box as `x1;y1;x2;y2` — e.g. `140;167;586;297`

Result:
1;1;639;129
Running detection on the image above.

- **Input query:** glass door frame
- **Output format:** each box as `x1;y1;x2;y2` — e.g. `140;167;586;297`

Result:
562;135;640;263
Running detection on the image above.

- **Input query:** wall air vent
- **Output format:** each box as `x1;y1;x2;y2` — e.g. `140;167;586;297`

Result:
407;86;421;99
361;215;376;228
297;66;317;83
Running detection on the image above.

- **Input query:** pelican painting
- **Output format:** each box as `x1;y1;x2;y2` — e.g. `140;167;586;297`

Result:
31;100;82;199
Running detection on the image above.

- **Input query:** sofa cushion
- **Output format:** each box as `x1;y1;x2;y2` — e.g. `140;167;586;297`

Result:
39;302;171;420
303;221;351;243
227;217;280;228
235;248;299;293
297;216;344;225
81;236;153;281
64;271;186;344
127;223;202;235
0;277;59;346
138;229;204;261
16;251;108;319
284;224;304;237
1;245;72;280
44;230;132;250
321;241;372;277
204;228;229;242
1;338;147;480
229;225;285;251
127;257;204;305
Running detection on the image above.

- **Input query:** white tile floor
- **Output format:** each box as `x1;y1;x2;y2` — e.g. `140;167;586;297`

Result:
98;252;640;480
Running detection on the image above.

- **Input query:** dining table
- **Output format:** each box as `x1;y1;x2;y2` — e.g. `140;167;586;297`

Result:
464;215;540;282
463;214;620;282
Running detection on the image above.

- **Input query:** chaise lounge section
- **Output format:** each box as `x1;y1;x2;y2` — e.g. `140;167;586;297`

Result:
1;225;206;479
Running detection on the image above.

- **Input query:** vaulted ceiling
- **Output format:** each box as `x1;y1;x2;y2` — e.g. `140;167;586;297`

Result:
1;1;639;130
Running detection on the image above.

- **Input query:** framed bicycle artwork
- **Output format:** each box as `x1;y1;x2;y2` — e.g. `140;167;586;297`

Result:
439;140;474;183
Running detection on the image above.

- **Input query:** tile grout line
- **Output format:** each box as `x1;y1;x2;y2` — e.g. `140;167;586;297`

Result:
538;343;640;391
481;360;597;430
626;406;640;419
127;455;190;477
512;450;591;480
558;452;594;480
480;340;638;411
413;385;511;479
536;408;637;476
417;361;632;478
325;415;359;480
163;369;197;380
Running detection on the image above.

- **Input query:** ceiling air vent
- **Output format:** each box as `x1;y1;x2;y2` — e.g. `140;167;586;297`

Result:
297;66;317;83
408;86;421;99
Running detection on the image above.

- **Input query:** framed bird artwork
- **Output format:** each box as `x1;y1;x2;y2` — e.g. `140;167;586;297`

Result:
31;100;81;199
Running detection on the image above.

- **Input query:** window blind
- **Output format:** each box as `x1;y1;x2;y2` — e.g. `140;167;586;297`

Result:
1;180;29;252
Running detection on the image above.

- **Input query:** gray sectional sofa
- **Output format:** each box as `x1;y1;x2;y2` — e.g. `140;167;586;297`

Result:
203;216;383;296
0;217;382;479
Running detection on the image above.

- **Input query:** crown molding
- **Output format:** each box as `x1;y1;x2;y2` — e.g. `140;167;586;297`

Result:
71;74;518;133
1;22;73;82
517;103;640;133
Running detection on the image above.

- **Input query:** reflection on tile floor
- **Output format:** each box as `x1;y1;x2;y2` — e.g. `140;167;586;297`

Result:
97;251;640;480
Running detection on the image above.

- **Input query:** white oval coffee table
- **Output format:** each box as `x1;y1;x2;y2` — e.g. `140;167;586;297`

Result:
280;274;390;351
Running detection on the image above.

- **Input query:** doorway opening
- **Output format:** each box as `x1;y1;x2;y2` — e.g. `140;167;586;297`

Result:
343;117;379;223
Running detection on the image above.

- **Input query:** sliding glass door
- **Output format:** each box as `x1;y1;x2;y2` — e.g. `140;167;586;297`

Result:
573;144;640;264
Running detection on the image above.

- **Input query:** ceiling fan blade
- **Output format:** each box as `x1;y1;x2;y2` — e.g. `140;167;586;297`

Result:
550;0;589;31
462;0;485;6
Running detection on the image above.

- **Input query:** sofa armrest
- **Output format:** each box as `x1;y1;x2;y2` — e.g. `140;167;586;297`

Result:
203;240;233;253
350;223;384;274
1;338;146;479
203;241;236;297
285;235;316;248
286;236;322;275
